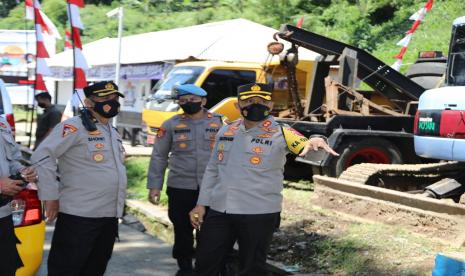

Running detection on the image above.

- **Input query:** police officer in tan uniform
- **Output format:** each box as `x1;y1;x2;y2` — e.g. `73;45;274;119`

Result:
0;116;37;276
147;84;223;275
31;81;127;276
190;83;338;276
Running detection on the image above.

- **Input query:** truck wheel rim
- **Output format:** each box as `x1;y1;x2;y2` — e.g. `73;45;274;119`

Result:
345;148;391;169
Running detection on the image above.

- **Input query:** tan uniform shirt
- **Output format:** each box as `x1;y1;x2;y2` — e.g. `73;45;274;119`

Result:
31;116;127;218
197;116;308;214
0;117;24;218
147;111;223;190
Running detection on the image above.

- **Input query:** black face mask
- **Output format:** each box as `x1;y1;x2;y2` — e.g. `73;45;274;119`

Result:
93;99;120;118
240;103;270;122
180;101;202;115
38;102;47;108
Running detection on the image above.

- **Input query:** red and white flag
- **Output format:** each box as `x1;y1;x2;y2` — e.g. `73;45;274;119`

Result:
64;30;73;50
391;0;434;71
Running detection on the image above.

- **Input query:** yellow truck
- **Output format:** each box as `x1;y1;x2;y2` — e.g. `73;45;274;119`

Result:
141;59;317;144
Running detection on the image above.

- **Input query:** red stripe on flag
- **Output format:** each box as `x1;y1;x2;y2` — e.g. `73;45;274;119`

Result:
394;47;408;60
25;0;33;7
36;41;49;58
296;16;304;29
409;20;422;33
425;0;433;11
74;68;87;89
34;8;50;34
35;74;48;91
72;27;82;49
67;0;85;8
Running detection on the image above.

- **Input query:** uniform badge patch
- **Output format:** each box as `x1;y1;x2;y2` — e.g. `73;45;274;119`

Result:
93;153;104;162
176;123;188;129
89;130;102;136
179;142;188;149
62;124;78;137
157;128;166;138
217;151;224;161
95;143;105;149
262;120;272;128
261;127;278;133
177;134;188;141
218;143;225;151
252;146;263;154
250;156;261;165
257;133;273;138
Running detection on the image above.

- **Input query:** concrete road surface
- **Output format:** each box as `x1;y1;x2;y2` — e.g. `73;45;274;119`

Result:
37;223;177;276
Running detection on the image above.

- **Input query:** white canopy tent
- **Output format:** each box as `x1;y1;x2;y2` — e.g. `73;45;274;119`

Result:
47;18;320;70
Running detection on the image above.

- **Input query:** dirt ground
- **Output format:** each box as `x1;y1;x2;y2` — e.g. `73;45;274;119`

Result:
268;181;465;275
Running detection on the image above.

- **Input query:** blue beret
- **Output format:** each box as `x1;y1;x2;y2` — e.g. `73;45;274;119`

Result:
174;84;207;97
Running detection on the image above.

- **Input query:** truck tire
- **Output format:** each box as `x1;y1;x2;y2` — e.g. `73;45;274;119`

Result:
409;76;443;90
325;138;403;177
405;61;446;78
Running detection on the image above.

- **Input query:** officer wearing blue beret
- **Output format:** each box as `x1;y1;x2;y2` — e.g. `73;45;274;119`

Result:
147;84;225;275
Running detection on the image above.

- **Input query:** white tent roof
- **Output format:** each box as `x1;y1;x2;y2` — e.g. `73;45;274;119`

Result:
48;18;319;68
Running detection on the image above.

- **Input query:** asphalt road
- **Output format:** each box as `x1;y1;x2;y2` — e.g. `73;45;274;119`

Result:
37;223;177;276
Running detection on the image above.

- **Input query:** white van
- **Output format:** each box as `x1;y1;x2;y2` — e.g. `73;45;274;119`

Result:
0;78;16;133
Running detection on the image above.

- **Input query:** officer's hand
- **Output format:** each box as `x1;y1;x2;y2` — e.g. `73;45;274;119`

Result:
45;200;59;224
21;167;38;183
0;177;24;196
189;205;206;230
300;137;339;157
148;189;161;205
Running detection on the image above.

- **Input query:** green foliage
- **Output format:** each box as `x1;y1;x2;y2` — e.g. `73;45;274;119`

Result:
0;0;464;68
125;156;168;205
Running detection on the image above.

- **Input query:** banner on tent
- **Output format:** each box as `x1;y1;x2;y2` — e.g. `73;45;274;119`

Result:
49;62;169;81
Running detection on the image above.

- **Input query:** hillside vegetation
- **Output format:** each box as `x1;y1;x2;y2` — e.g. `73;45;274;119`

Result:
1;0;464;67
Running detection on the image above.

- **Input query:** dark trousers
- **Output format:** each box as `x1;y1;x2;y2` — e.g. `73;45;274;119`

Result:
167;186;199;262
48;212;118;276
0;215;23;276
194;210;280;276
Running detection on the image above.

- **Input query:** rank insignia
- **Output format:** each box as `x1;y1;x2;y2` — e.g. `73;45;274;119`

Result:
93;153;104;162
207;113;213;118
223;131;235;137
0;122;6;128
252;146;263;154
179;143;188;149
95;143;105;149
209;122;220;128
175;123;188;129
62;124;78;137
217;151;224;161
89;130;102;136
250;156;261;165
156;128;166;138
